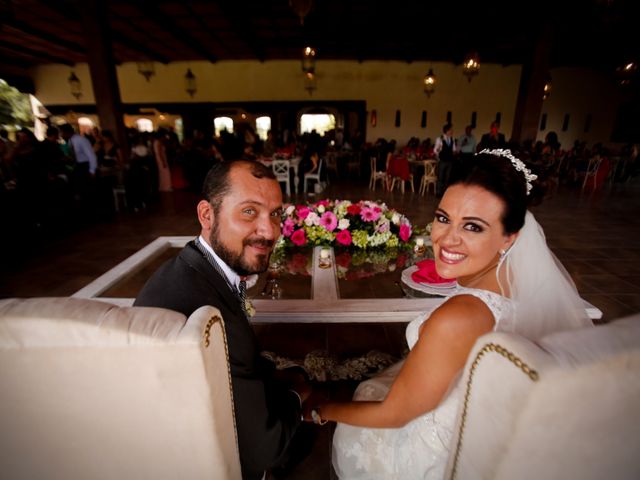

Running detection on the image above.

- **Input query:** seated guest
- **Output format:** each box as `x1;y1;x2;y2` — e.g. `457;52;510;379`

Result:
135;160;313;479
305;150;592;479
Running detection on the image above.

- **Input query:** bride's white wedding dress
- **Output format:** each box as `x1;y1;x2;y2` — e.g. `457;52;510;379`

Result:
332;286;513;480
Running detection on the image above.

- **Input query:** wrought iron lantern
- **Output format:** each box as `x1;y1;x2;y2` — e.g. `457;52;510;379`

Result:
185;68;197;97
137;62;155;82
423;68;436;97
302;46;316;74
68;71;82;100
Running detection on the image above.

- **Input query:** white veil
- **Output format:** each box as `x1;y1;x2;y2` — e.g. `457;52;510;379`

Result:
497;211;593;340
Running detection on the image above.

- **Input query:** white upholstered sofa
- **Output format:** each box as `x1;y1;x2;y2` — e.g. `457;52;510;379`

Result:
1;297;638;480
0;297;241;480
443;313;640;480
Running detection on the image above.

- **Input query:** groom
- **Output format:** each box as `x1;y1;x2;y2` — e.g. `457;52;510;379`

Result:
135;160;311;480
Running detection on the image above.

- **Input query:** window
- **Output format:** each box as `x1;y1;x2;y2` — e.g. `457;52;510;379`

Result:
470;112;477;129
446;111;452;124
562;114;570;132
136;118;153;132
584;114;592;133
421;111;427;128
300;114;335;136
214;117;234;136
255;116;271;141
395;110;401;127
495;112;502;124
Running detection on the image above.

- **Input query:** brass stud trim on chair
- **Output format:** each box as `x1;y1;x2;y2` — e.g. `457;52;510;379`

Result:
202;314;240;457
449;342;539;480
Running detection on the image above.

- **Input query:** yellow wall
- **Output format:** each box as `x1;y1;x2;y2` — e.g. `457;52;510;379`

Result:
32;60;620;149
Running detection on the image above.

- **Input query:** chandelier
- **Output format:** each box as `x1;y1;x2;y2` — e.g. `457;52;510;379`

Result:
616;62;637;86
302;46;316;74
423;68;436;97
137;61;155;82
462;52;480;82
68;71;82;100
185;69;197;97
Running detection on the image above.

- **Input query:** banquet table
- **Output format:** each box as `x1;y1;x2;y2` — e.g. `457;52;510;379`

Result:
73;237;603;323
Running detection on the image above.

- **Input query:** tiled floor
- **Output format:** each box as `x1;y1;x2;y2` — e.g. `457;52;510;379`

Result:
1;174;639;479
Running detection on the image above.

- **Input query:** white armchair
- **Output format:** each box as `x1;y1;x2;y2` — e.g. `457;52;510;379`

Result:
444;313;640;480
0;297;241;480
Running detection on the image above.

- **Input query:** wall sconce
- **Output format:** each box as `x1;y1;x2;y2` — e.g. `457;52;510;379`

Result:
137;61;155;82
543;75;552;100
185;68;197;97
68;71;82;100
304;71;317;95
302;46;316;74
423;68;436;97
462;52;480;82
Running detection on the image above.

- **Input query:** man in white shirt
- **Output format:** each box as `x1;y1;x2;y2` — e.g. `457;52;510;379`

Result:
433;123;458;196
60;123;97;175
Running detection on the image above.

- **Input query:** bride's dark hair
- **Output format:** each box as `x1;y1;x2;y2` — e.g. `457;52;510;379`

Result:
450;153;543;234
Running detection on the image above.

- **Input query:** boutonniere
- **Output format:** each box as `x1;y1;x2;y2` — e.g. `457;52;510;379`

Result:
245;298;256;317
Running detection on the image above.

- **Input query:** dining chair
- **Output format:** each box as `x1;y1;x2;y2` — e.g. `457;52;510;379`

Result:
272;159;291;196
582;155;602;190
304;157;324;193
388;156;414;194
419;160;437;196
369;156;387;190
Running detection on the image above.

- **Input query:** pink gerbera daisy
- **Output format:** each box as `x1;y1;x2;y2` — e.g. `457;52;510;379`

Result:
319;211;338;231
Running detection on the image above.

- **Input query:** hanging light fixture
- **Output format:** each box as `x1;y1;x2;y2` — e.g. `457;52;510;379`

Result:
68;71;82;100
289;0;313;25
304;71;317;95
302;46;316;74
137;61;155;82
462;52;480;82
423;68;436;97
543;75;552;100
185;68;197;97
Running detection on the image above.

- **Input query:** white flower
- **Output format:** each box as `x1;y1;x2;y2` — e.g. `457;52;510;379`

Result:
285;205;296;216
338;218;350;230
245;299;256;317
391;213;400;225
317;204;326;214
304;212;320;226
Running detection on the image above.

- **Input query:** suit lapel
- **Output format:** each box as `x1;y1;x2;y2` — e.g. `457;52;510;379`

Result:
181;241;244;316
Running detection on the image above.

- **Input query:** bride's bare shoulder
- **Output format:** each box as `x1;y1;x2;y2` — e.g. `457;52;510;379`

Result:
420;294;495;338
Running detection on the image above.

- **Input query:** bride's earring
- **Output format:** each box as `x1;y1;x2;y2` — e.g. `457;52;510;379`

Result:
499;249;507;259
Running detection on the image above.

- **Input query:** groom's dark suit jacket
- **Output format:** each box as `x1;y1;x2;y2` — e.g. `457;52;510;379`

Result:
134;241;302;480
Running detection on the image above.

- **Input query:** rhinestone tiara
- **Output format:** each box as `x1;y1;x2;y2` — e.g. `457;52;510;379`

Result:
477;148;538;195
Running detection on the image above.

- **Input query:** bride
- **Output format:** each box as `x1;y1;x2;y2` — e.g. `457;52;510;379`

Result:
304;149;593;479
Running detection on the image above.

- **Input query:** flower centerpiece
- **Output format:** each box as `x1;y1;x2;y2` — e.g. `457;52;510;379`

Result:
278;199;413;250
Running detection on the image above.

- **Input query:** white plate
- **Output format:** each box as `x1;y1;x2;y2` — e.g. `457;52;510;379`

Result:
401;266;458;296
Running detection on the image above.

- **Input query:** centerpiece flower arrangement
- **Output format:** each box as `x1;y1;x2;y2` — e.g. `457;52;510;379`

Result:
272;199;415;280
278;199;413;250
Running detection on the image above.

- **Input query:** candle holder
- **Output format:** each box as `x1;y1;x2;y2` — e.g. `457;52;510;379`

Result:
414;237;426;256
319;248;332;269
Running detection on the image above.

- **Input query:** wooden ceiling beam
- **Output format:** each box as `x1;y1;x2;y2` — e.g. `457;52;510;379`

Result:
141;3;218;62
181;1;231;58
2;19;85;55
0;40;74;65
213;1;266;62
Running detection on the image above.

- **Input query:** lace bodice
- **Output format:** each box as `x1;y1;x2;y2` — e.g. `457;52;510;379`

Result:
332;288;513;480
